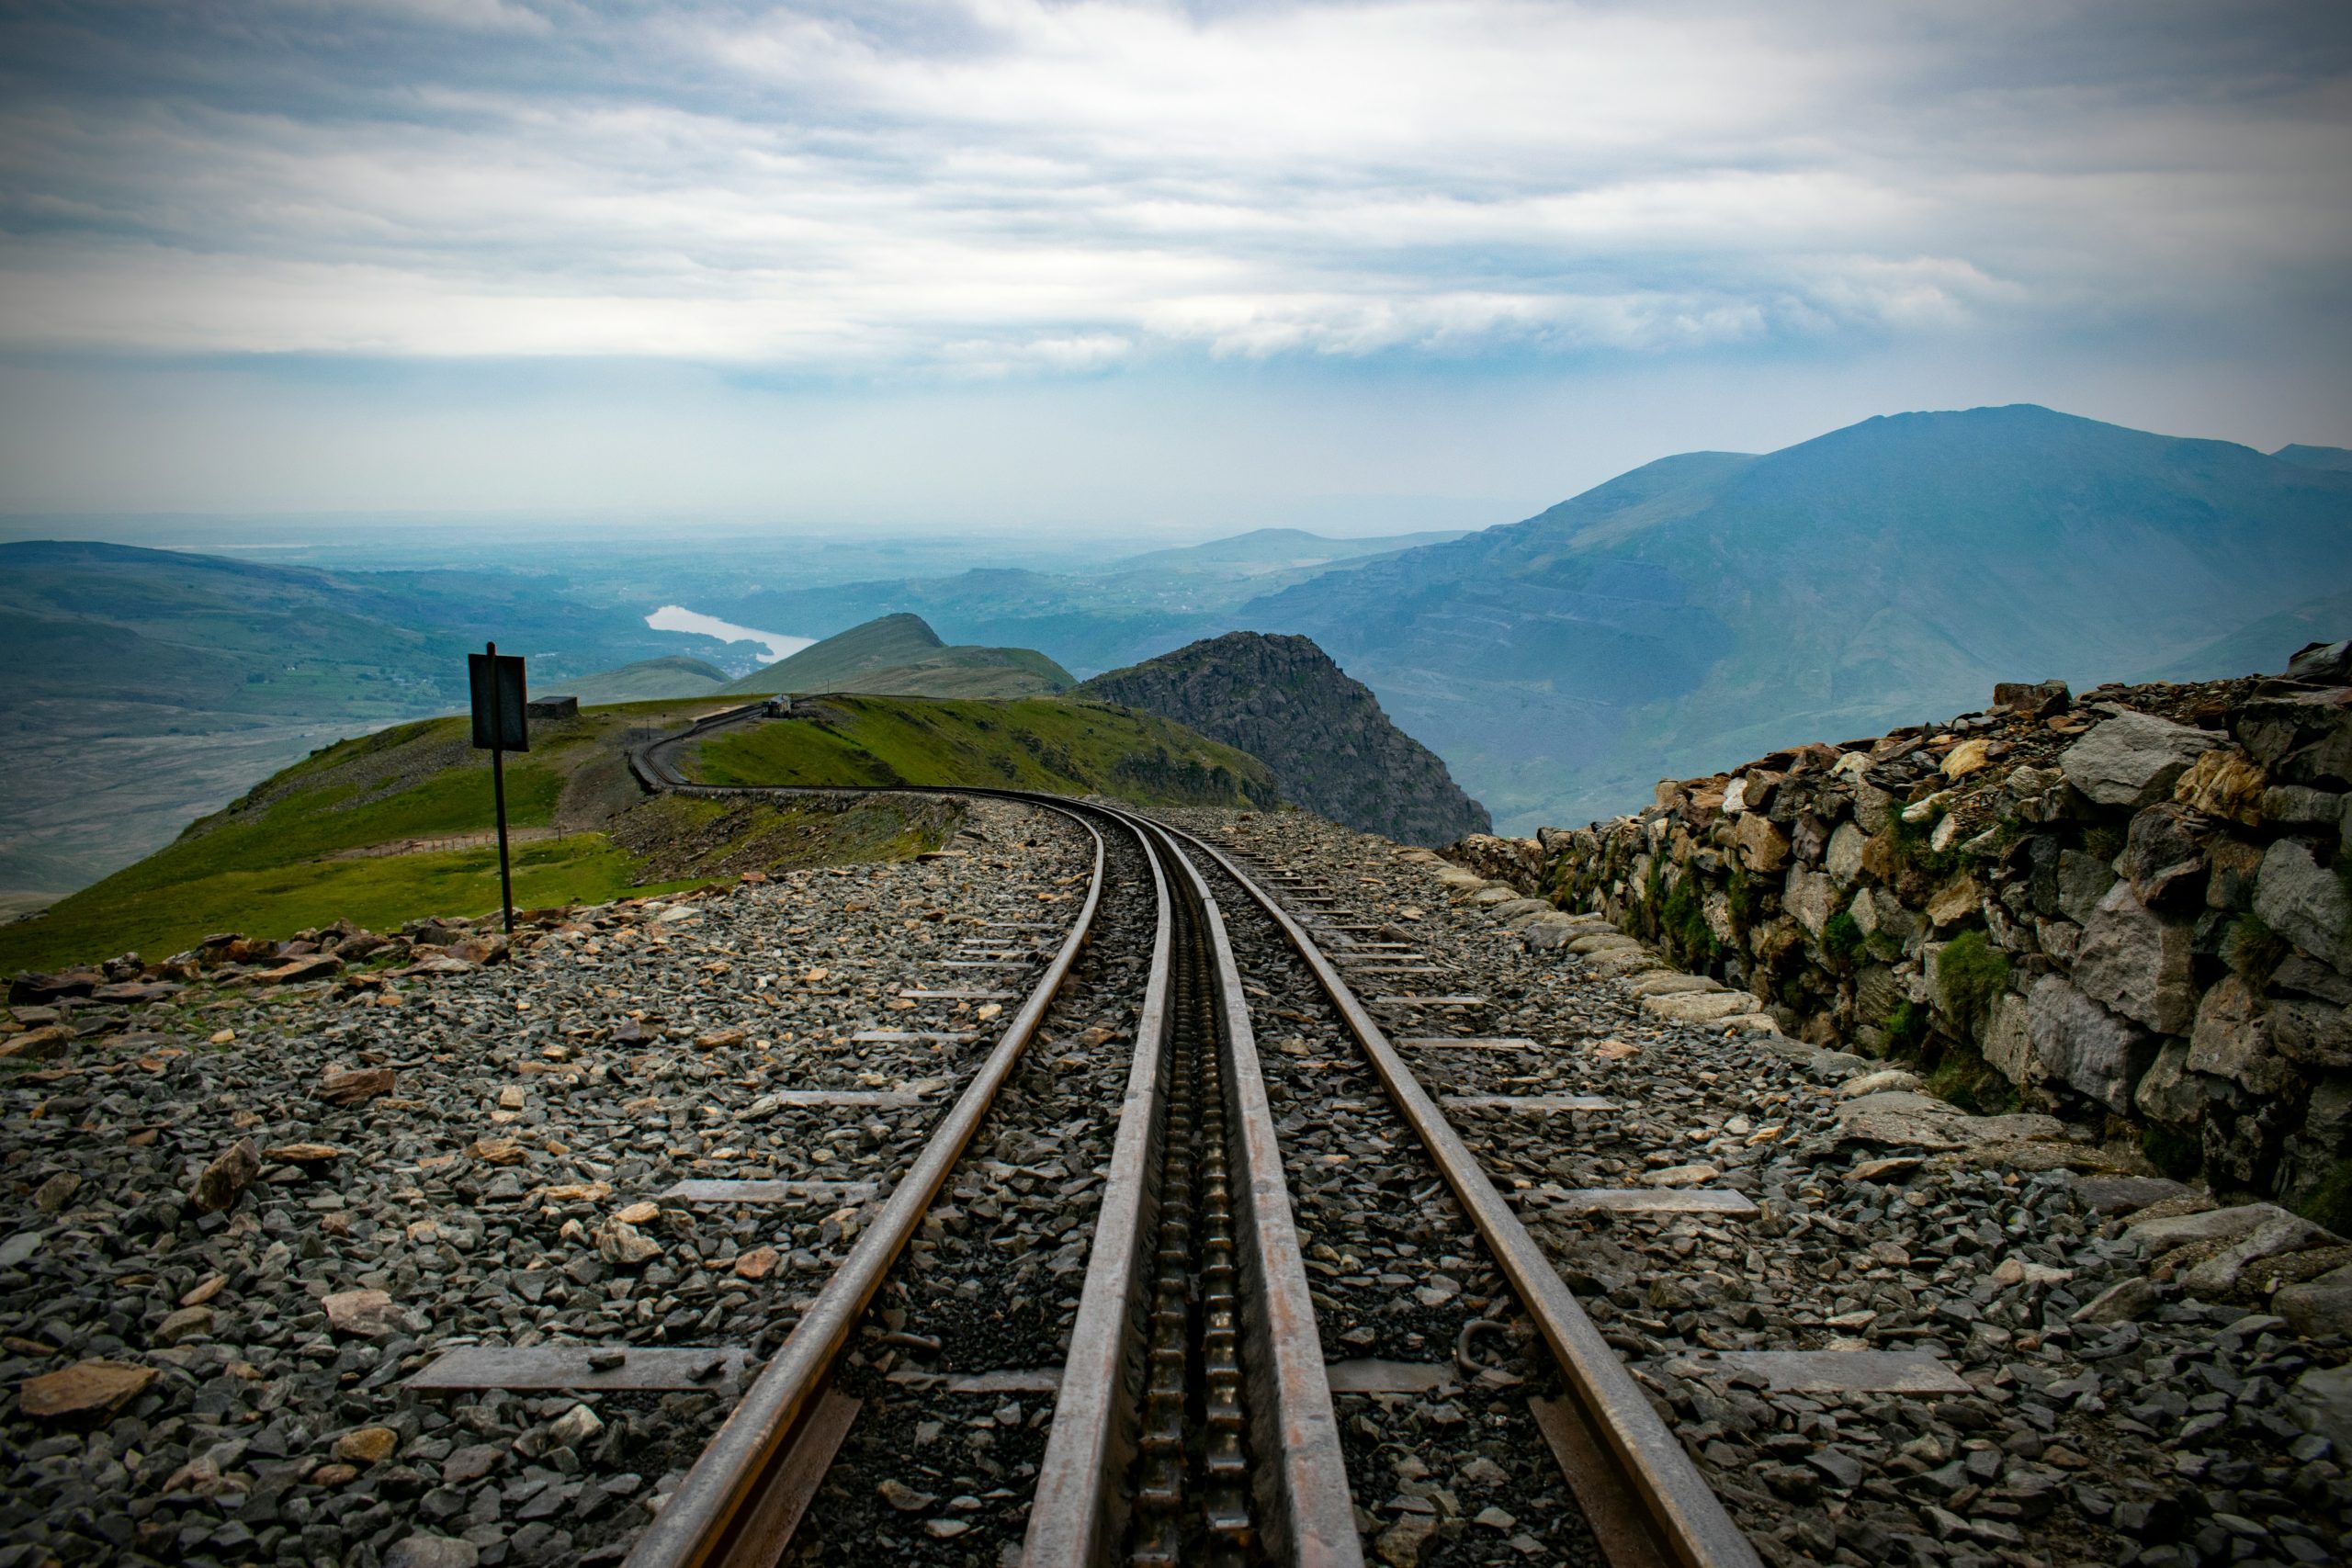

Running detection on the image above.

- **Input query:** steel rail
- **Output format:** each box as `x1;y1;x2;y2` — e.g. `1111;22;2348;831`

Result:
1159;821;1765;1568
1023;807;1363;1568
621;800;1109;1568
618;702;1752;1567
1022;808;1177;1568
1129;812;1363;1568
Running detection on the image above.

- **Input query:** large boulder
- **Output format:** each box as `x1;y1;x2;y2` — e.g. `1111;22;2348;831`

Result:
2234;687;2352;788
2060;710;2220;808
2029;973;2155;1113
2184;975;2296;1096
2273;995;2352;1068
2128;1202;2288;1250
2287;638;2352;683
1833;1090;2064;1153
2277;1267;2352;1342
2253;838;2352;972
2073;880;2198;1034
2173;747;2268;826
2182;1212;2341;1299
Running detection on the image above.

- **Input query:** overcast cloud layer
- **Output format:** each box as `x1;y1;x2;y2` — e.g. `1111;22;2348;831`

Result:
1;0;2347;524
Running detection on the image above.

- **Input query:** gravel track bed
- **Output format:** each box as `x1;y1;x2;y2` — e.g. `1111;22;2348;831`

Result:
0;798;1088;1568
1182;837;1605;1568
1168;807;2352;1568
788;812;1159;1567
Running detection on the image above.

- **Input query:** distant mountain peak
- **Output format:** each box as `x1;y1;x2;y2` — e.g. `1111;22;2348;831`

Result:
2276;443;2352;473
723;612;1071;698
867;611;945;646
1078;631;1489;845
1238;401;2352;831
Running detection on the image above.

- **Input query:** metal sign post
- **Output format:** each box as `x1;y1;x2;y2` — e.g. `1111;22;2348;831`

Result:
467;641;529;934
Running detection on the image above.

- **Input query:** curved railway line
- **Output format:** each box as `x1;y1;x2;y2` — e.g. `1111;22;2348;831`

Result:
608;705;1759;1568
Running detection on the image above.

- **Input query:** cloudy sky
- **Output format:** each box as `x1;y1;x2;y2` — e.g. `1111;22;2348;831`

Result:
2;0;2347;532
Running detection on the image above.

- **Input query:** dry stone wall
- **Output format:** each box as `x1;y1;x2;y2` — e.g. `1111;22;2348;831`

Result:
1470;642;2352;1216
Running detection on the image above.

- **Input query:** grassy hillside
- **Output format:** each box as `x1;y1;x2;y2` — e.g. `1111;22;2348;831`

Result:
0;696;935;972
541;655;729;704
722;613;1076;697
0;690;1272;972
687;694;1278;807
0;540;762;900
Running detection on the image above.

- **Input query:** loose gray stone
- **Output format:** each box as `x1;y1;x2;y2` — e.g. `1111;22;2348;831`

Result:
2284;1360;2352;1455
2073;1277;2158;1325
2182;1213;2341;1299
2128;1202;2290;1251
383;1538;481;1568
2276;1264;2352;1340
2060;710;2219;808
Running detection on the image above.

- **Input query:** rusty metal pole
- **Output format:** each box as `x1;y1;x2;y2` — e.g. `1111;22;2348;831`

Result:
488;640;514;935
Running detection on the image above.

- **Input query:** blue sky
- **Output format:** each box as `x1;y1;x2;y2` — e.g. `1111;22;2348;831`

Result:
2;0;2347;534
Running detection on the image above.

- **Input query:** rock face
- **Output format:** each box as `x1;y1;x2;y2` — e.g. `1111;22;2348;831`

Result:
1502;647;2352;1210
1079;632;1490;846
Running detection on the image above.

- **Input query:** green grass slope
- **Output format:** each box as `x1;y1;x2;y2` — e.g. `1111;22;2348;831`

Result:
0;689;1267;972
721;613;1077;697
686;694;1278;807
0;695;942;972
0;540;761;897
541;655;729;704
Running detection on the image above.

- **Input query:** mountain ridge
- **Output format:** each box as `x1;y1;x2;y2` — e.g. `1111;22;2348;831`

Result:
1241;404;2352;831
1079;631;1489;846
721;613;1076;698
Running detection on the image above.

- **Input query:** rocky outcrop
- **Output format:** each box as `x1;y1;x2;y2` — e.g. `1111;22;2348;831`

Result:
1079;632;1489;846
1476;639;2352;1212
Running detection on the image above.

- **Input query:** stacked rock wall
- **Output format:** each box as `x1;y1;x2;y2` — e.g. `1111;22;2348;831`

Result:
1488;643;2352;1213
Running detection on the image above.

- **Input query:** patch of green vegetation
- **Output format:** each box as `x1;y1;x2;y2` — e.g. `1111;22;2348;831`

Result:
1924;1042;2018;1116
2298;1158;2352;1234
2142;1125;2203;1182
1724;866;1759;932
1935;930;2011;1038
1881;1001;1929;1058
689;695;1275;807
2223;912;2290;991
1885;807;1961;878
0;695;855;973
2082;824;2125;863
1822;909;1866;964
2;835;685;972
611;793;956;879
1659;874;1715;964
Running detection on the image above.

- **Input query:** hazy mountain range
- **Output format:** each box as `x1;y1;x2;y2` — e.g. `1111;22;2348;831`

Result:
6;405;2348;901
736;406;2351;832
1243;406;2352;828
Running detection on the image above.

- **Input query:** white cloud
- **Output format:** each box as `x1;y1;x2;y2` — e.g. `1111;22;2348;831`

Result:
0;0;2344;374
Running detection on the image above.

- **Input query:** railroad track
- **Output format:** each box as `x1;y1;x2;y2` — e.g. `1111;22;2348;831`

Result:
613;707;1758;1568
